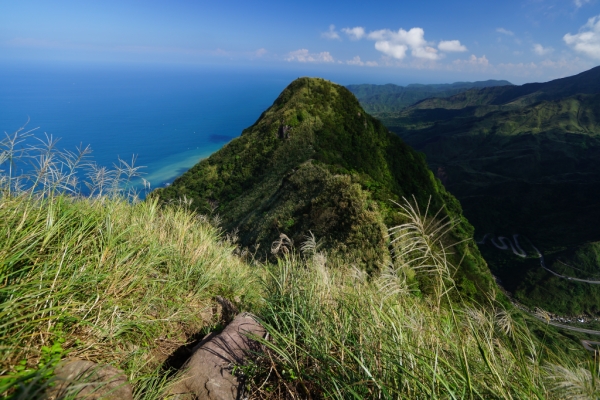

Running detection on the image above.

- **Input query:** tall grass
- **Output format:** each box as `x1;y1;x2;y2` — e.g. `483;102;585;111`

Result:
246;202;598;399
1;125;598;399
0;127;261;398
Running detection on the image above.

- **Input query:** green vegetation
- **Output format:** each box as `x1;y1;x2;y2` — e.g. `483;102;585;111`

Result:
0;188;593;399
365;66;600;315
504;242;600;316
252;256;589;398
0;193;261;398
346;80;512;114
154;77;494;301
1;125;599;399
0;130;259;398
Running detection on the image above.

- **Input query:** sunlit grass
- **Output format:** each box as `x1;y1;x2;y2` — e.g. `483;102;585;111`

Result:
245;202;598;399
0;126;261;398
1;125;598;399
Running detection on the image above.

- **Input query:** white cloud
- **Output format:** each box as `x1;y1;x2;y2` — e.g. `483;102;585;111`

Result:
574;0;591;8
254;48;267;57
367;27;440;60
345;56;378;67
453;54;490;67
346;56;364;65
496;28;514;36
564;15;600;59
285;49;334;63
322;25;340;40
342;26;365;40
412;46;441;60
364;27;465;60
532;43;553;56
374;41;409;59
438;40;467;52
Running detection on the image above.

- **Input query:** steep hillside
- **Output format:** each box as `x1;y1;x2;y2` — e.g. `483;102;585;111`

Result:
0;191;586;399
377;67;600;314
2;87;594;400
154;77;494;299
347;80;512;114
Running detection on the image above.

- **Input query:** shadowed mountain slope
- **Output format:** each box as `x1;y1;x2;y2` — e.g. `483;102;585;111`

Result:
153;77;495;300
374;66;600;314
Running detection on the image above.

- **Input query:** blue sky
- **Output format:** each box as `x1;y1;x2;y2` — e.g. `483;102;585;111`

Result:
2;0;600;84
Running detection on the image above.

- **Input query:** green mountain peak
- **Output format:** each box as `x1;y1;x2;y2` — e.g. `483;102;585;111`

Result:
153;77;495;299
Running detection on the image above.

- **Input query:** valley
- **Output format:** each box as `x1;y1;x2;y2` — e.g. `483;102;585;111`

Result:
350;67;600;316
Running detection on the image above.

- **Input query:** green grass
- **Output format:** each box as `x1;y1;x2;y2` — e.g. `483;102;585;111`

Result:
240;198;593;399
0;192;261;398
1;186;598;399
1;119;599;399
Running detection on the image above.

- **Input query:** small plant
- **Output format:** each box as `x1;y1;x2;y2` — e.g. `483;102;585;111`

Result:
0;326;68;397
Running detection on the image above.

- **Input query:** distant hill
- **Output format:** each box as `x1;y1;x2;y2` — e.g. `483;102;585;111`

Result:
153;77;495;300
375;66;600;315
347;80;512;114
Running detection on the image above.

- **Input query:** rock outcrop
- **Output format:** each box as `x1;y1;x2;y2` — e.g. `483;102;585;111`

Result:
167;313;266;400
47;359;133;400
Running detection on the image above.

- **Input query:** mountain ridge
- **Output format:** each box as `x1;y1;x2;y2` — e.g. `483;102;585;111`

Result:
407;65;600;111
153;77;495;300
347;79;512;114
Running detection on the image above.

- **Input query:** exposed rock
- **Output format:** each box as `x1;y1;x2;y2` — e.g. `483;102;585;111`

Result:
277;124;291;139
167;312;266;400
214;295;239;324
46;359;132;400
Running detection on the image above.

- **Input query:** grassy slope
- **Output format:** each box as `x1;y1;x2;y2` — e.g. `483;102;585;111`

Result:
376;68;600;315
1;191;594;399
154;77;494;301
0;193;260;398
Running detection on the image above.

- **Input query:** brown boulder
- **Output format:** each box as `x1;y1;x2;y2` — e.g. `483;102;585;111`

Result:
47;359;133;400
167;312;266;400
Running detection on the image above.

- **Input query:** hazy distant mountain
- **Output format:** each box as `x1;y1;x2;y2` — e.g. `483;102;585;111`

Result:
154;77;495;300
346;80;512;114
373;66;600;315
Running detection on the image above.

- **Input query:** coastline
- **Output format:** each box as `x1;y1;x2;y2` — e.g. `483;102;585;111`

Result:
143;144;222;190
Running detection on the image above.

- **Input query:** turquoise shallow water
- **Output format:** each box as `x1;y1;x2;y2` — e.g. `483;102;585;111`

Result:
0;63;298;191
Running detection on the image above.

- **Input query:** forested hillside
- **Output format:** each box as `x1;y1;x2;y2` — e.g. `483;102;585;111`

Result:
372;66;600;314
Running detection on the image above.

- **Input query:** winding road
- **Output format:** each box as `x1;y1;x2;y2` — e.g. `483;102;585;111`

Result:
544;320;600;336
479;233;600;340
477;234;526;257
478;234;600;284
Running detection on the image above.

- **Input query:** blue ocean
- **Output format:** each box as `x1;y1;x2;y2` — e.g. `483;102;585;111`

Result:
0;63;304;192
